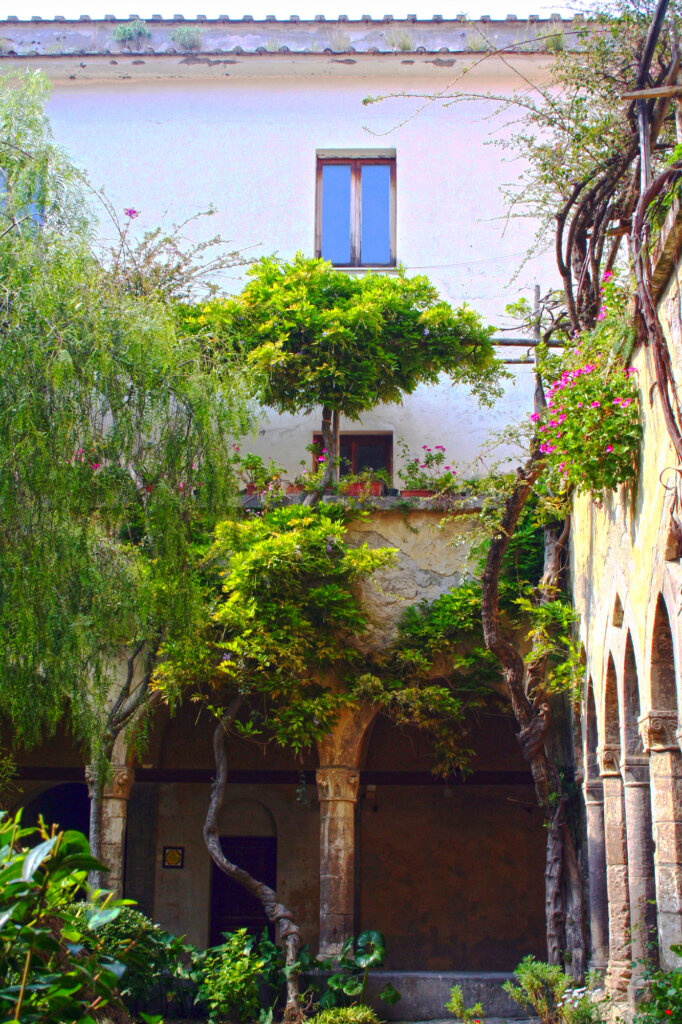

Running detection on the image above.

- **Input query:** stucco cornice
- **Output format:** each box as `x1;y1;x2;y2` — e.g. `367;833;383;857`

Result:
0;15;580;62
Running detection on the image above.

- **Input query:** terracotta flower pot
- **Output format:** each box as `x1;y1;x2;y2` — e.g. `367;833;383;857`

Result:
400;489;434;498
343;481;383;497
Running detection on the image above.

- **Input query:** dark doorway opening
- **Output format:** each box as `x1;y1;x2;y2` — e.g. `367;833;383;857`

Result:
22;783;90;837
210;835;277;946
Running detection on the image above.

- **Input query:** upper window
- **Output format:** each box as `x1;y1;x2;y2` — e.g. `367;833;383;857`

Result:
316;154;396;267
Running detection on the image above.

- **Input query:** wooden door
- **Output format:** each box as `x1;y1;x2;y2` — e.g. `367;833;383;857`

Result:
209;835;277;946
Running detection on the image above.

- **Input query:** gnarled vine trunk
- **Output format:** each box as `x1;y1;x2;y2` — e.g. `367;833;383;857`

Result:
204;699;303;1019
480;458;586;977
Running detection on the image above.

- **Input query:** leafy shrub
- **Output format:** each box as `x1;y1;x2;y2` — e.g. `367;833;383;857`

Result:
0;813;129;1024
171;26;203;52
502;956;608;1024
78;903;194;1011
310;1006;380;1024
196;928;267;1024
634;945;682;1022
321;930;400;1009
112;19;151;49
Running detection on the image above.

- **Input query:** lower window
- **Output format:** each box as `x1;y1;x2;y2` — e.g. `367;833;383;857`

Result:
313;432;393;480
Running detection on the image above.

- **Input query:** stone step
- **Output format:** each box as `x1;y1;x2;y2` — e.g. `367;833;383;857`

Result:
365;971;528;1021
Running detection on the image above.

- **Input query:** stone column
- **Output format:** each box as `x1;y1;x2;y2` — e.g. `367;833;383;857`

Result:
316;766;360;959
621;756;658;997
583;776;610;971
86;764;135;896
598;746;632;994
640;711;682;968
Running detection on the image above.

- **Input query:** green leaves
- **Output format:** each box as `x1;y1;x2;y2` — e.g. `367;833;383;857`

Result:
0;813;134;1024
187;253;500;420
0;73;253;764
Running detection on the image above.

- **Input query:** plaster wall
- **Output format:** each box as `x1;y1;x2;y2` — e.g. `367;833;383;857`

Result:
39;64;552;479
152;782;320;950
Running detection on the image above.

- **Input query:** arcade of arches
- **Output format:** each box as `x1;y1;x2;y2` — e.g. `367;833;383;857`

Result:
12;703;547;974
572;216;682;1003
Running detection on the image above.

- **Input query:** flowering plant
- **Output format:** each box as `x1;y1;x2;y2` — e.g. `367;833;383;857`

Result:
396;439;459;493
231;447;286;493
533;273;641;496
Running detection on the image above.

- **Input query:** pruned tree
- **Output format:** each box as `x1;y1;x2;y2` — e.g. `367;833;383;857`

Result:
188;253;502;486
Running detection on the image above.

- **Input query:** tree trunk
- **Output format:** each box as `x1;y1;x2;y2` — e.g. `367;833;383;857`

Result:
480;458;586;977
85;762;105;889
204;700;303;1019
321;405;335;488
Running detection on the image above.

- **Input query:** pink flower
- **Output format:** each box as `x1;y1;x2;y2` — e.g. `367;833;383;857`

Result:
626;367;638;376
124;207;140;219
605;445;613;453
530;412;541;422
591;401;601;408
577;402;583;408
90;462;101;470
620;398;632;406
317;456;326;463
179;482;185;489
596;306;607;321
558;413;566;423
602;270;613;282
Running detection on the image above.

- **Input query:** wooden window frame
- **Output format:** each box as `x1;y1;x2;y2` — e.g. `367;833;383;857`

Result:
315;156;397;268
313;431;393;481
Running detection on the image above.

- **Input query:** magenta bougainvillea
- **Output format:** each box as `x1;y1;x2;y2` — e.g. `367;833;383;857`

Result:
533;274;642;496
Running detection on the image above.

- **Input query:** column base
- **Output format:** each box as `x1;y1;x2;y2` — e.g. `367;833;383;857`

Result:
606;960;632;997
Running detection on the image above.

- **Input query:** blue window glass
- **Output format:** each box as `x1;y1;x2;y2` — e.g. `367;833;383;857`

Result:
321;164;351;264
361;164;391;265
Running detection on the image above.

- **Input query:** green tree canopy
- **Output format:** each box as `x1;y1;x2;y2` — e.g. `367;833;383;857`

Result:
182;254;502;481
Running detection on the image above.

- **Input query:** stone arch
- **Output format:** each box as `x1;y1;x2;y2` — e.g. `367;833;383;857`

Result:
584;677;600;781
18;782;90;836
603;652;621;762
623;632;643;759
613;594;624;628
650;593;678;717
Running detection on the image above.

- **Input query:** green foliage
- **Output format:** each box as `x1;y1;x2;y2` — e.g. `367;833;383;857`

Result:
78;904;191;1009
0;813;131;1024
396;439;460;493
185;253;502;420
310;1006;380;1024
112;19;151;48
321;930;400;1009
157;504;396;748
634;946;682;1023
534;274;641;497
502;956;609;1024
171;26;204;52
0;73;252;768
196;928;267;1024
446;983;485;1023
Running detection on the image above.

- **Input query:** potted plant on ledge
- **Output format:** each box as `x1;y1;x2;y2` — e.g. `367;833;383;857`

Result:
397;441;459;498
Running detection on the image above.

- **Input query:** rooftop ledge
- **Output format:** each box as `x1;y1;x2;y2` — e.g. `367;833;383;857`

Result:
0;16;581;60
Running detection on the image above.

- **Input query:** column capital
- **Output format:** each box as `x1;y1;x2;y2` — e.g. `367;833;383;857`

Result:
597;745;620;777
638;710;678;753
85;764;135;801
316;766;360;802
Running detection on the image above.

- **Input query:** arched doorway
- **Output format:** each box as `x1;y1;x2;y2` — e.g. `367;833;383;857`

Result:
210;798;277;946
21;782;89;836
